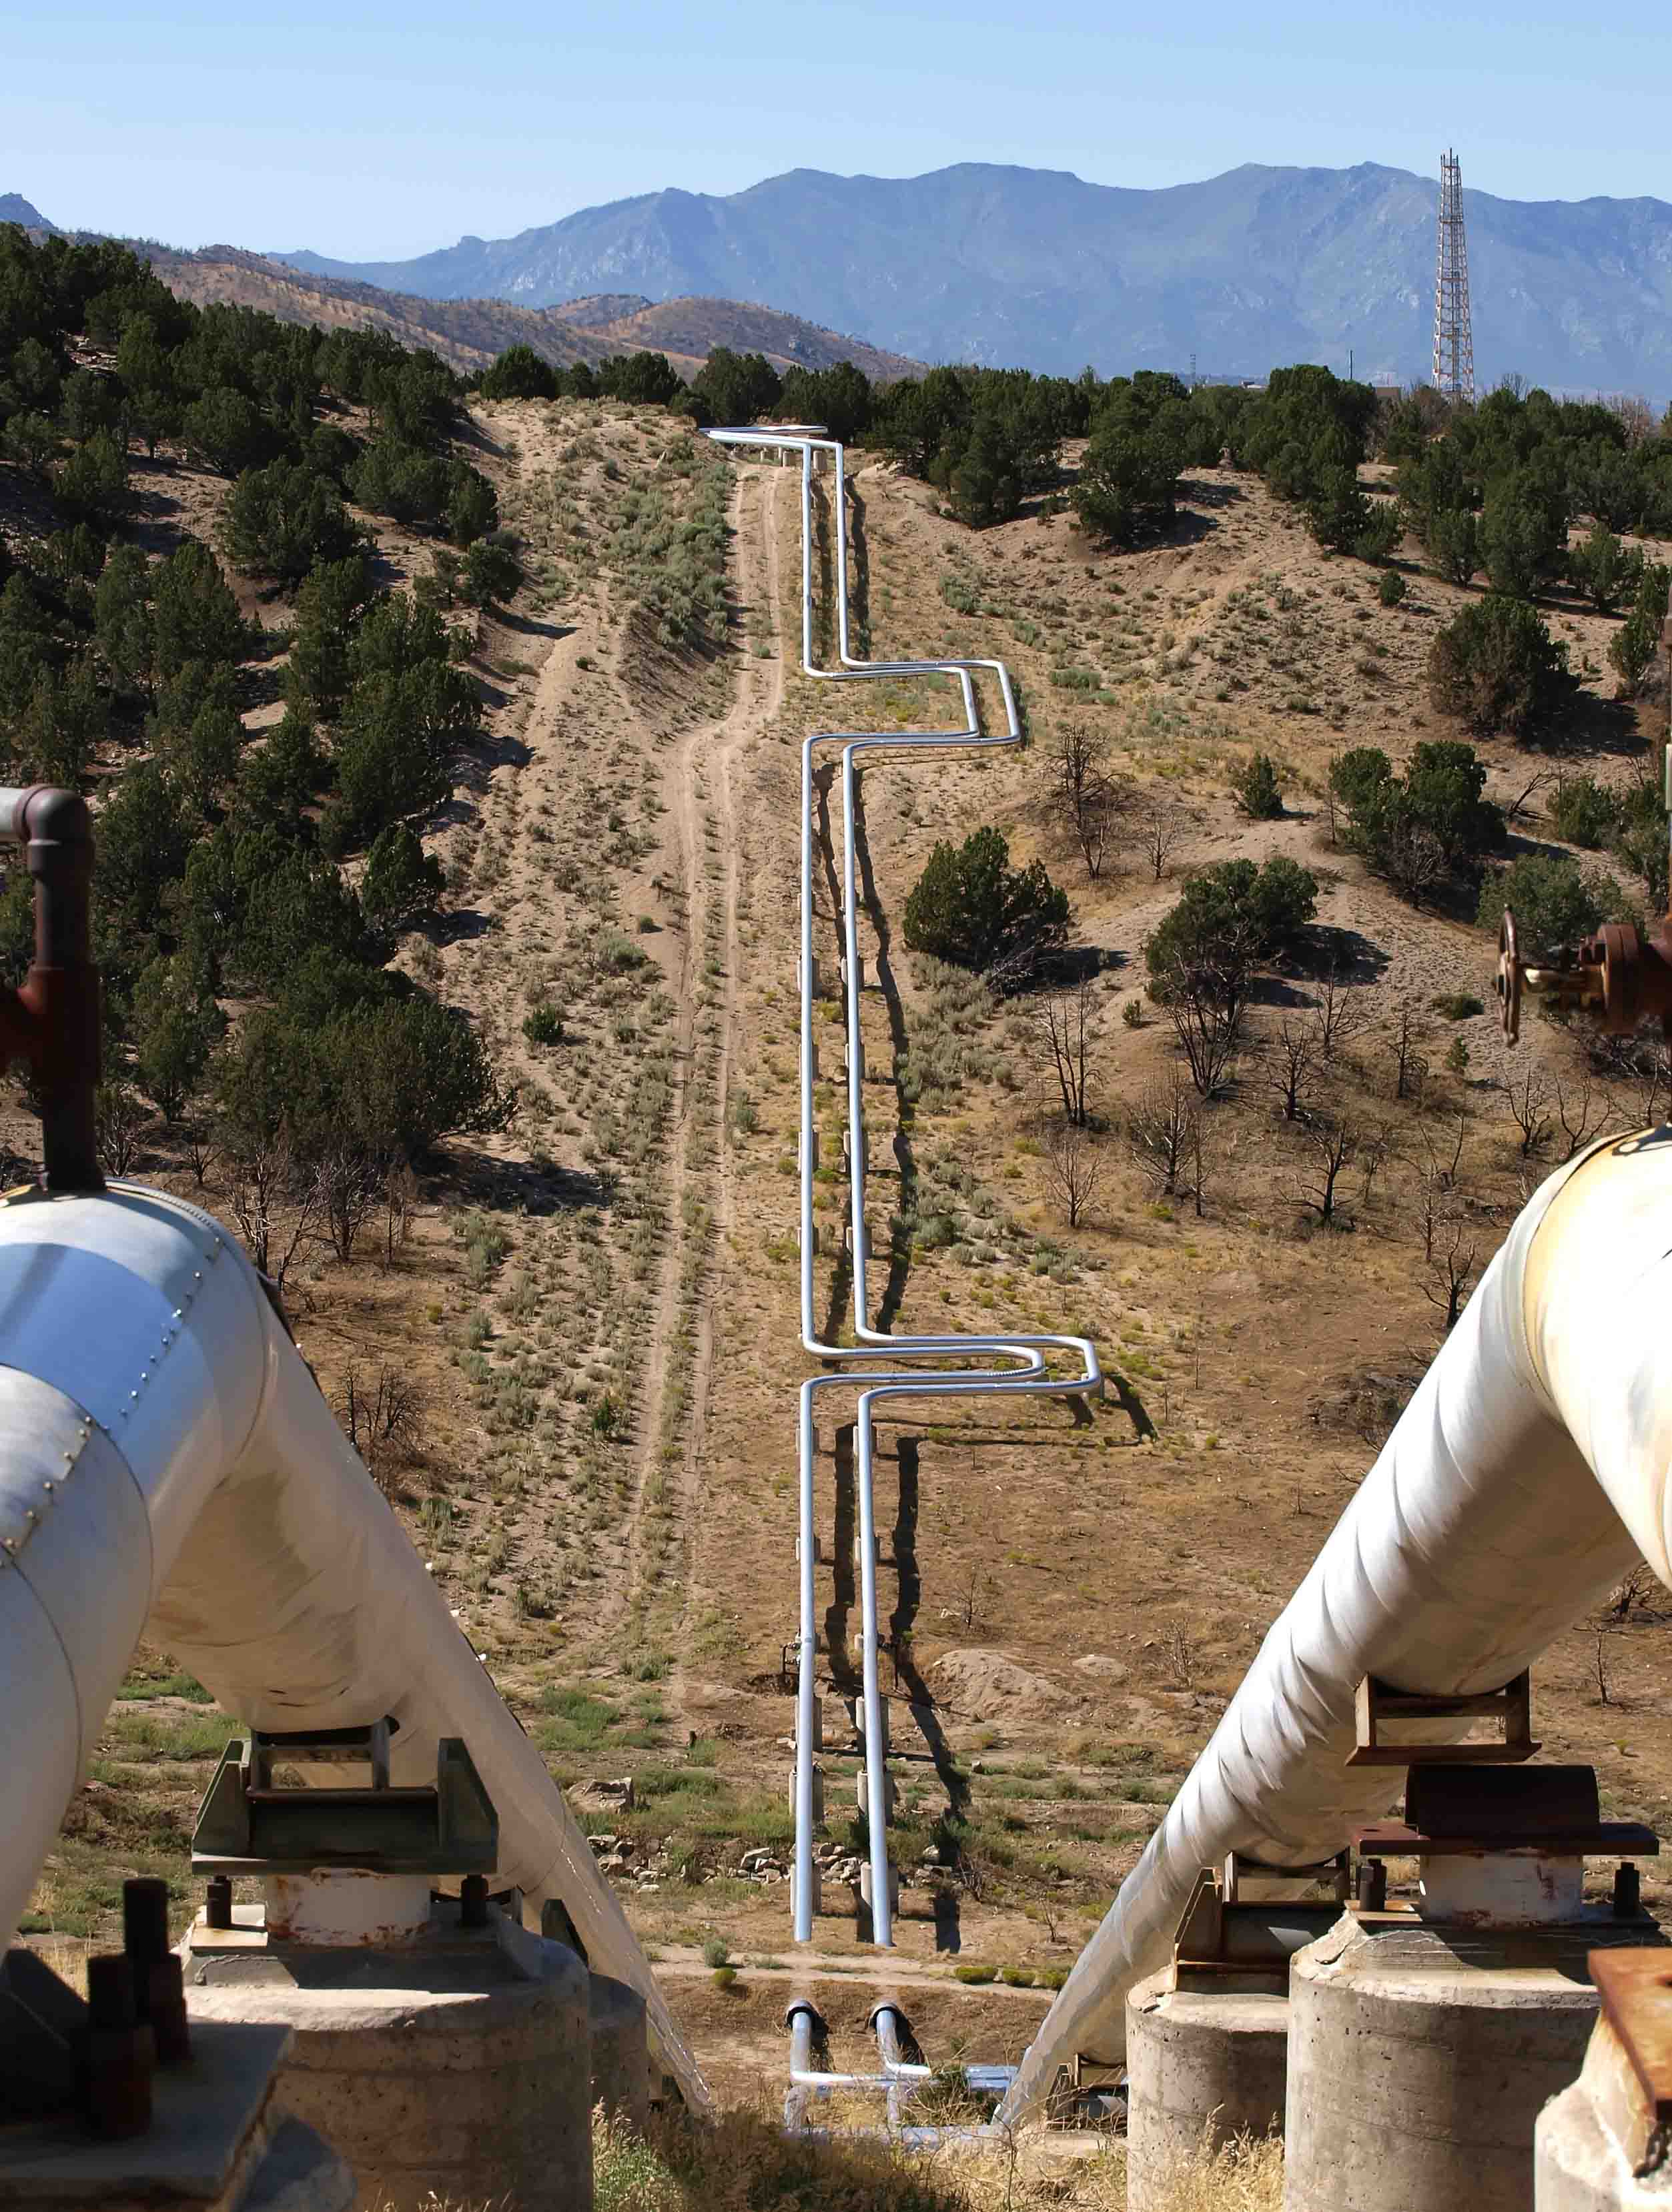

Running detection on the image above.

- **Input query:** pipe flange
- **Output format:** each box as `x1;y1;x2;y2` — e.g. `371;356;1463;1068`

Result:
1497;909;1522;1045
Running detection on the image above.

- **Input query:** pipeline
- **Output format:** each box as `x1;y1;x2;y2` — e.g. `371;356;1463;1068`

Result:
705;428;1103;1954
0;1182;709;2111
998;1129;1672;2124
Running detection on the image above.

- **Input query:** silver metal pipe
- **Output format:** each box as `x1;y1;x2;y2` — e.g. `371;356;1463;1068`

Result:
999;1131;1672;2122
706;429;1103;1954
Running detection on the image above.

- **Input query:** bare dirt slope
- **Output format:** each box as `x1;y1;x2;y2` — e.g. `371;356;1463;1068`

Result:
30;418;1672;2101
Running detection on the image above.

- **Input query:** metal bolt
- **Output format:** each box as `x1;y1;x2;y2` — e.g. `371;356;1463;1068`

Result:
1356;1858;1388;1911
205;1875;234;1930
460;1874;490;1928
1615;1862;1641;1919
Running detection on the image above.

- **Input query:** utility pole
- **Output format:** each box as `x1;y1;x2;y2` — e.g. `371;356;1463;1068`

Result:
1434;149;1476;406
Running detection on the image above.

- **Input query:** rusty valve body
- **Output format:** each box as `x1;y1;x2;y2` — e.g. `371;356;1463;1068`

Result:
1497;907;1672;1046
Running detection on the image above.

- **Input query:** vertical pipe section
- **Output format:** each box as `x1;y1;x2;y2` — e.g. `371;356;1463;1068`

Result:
708;430;1102;1955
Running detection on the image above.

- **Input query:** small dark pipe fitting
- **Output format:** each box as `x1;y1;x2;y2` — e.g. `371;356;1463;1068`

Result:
1614;1862;1641;1919
83;1955;153;2138
0;785;103;1193
121;1876;170;1975
460;1874;490;1928
205;1875;234;1930
1356;1858;1388;1911
143;1956;191;2067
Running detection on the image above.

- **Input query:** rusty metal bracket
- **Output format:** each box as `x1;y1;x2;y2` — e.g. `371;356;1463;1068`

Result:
1356;1762;1659;1860
1589;1949;1672;2177
192;1728;498;1876
1170;1864;1343;1988
1349;1667;1539;1766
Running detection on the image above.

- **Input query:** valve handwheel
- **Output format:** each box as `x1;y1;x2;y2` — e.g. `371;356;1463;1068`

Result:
1496;908;1522;1046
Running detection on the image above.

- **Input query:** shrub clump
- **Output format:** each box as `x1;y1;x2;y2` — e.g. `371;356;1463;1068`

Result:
1427;593;1566;738
1230;752;1284;820
903;826;1070;979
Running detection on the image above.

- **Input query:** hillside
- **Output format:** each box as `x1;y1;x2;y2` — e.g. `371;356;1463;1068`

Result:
132;243;926;382
277;159;1672;393
7;255;1672;2111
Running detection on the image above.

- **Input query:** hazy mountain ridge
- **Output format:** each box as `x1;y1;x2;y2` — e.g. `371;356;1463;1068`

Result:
280;160;1672;393
22;235;921;384
0;193;55;231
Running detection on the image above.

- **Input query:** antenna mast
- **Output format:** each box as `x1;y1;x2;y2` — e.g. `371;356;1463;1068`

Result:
1433;149;1475;406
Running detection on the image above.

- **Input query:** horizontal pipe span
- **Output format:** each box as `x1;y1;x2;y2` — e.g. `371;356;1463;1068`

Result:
1000;1133;1666;2123
0;1186;708;2113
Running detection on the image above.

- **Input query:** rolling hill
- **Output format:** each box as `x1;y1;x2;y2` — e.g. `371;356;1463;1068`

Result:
278;159;1672;394
27;234;924;384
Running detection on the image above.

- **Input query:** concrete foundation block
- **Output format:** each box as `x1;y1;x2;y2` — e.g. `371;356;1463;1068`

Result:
0;2021;345;2212
792;1864;823;1922
185;1911;592;2212
1124;1970;1286;2211
1535;1991;1672;2211
855;1766;897;1822
788;1764;825;1825
588;1973;650;2135
849;1694;890;1754
859;1862;900;1915
1287;1912;1663;2212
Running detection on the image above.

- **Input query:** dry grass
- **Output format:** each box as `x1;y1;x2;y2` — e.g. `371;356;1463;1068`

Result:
592;2107;1282;2212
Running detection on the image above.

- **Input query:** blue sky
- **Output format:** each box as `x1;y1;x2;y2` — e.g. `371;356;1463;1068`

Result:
9;0;1671;257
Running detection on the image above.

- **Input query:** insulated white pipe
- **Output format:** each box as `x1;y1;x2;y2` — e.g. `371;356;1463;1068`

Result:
0;1185;708;2113
999;1133;1669;2125
706;429;1103;1947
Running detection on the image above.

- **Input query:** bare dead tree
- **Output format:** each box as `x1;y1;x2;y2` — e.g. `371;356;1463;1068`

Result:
1496;1065;1553;1158
1390;999;1429;1103
1312;959;1368;1061
1140;802;1185;883
1591;1035;1672;1128
1420;1111;1468;1195
339;1361;425;1494
1413;1120;1471;1263
1266;1016;1316;1121
314;1143;381;1263
1027;976;1096;1125
1128;1068;1199;1197
1160;955;1248;1099
229;1132;320;1294
1552;1073;1616;1163
1422;1222;1479;1334
1188;1102;1216;1221
1041;1117;1106;1228
382;1160;419;1269
1502;772;1549;828
1358;1120;1394;1213
95;1085;147;1177
1295;1115;1357;1225
184;1119;217;1191
1053;726;1121;881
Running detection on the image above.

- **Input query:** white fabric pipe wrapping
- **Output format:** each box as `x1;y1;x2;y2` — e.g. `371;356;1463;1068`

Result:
1001;1137;1661;2122
0;1187;707;2112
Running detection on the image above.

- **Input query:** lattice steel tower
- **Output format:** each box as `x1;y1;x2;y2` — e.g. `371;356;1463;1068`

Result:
1433;149;1475;405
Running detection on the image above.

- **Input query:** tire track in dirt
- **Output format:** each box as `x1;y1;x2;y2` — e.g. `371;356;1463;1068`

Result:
621;466;785;1666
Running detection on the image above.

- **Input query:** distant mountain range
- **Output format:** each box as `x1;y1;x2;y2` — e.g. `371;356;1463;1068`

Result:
131;243;926;382
270;160;1672;396
0;208;925;384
